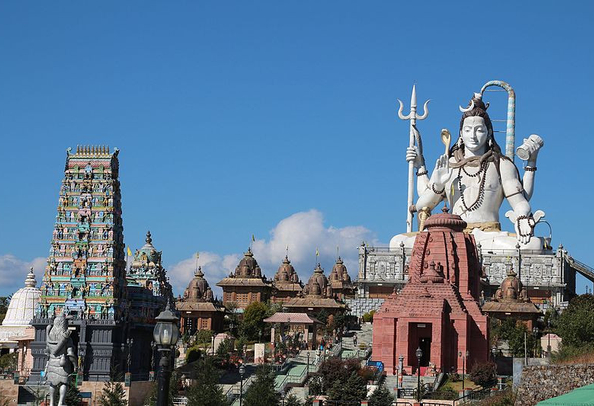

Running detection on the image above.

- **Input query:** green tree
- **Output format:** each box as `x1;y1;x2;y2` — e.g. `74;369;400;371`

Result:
491;318;535;357
243;365;279;406
317;358;361;394
0;296;9;324
555;294;594;348
369;383;394;406
98;380;127;406
328;371;367;403
284;394;303;406
194;330;213;346
239;302;272;341
0;352;17;372
186;357;229;406
469;361;497;387
64;381;81;406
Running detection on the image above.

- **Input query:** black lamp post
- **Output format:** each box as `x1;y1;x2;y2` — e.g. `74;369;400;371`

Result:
416;347;422;401
307;352;310;375
459;350;469;396
153;303;180;406
398;355;404;390
546;318;552;358
239;364;246;406
126;338;134;373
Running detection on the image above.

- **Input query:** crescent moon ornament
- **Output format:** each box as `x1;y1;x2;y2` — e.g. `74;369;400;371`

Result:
459;100;475;113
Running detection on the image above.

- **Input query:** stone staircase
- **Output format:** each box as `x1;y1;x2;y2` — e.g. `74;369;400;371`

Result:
345;298;385;318
383;373;437;399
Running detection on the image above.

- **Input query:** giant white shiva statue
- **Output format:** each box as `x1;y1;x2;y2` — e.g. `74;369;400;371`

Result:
347;81;593;317
390;82;545;251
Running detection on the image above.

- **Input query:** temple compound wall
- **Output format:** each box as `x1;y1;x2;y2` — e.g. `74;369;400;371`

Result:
349;243;580;317
516;364;594;405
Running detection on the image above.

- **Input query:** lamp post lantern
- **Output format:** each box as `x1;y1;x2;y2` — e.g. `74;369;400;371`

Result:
153;303;180;406
239;364;246;406
416;347;422;401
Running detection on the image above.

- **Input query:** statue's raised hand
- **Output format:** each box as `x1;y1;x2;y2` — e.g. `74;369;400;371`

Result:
405;146;425;169
430;154;452;190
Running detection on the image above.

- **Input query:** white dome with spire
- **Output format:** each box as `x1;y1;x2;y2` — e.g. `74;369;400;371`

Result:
2;268;41;327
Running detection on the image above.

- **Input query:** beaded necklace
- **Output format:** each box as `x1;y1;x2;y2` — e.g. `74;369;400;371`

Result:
457;160;489;212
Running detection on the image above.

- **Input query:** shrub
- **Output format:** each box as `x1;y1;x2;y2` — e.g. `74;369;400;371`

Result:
185;346;202;364
194;329;214;345
426;385;458;400
469;361;497;387
362;310;376;323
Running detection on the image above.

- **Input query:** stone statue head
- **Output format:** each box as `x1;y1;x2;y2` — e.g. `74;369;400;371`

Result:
453;93;502;157
48;314;69;341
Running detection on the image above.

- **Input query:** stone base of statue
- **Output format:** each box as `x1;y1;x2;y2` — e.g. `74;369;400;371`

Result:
389;227;548;252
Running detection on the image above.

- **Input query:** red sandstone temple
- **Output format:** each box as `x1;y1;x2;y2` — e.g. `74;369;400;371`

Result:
372;209;489;375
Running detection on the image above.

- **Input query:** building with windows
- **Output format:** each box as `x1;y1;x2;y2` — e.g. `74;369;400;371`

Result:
217;248;272;309
177;268;225;335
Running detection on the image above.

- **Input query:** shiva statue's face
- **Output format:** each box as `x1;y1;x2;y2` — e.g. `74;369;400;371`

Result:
461;116;490;154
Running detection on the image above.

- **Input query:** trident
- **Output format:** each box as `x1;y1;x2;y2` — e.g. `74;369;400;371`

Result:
398;85;429;233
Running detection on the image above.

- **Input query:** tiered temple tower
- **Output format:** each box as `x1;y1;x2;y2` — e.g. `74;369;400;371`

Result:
38;145;125;320
30;146;134;381
271;256;303;304
177;268;225;335
284;264;345;316
217;248;272;309
127;231;173;324
372;210;489;375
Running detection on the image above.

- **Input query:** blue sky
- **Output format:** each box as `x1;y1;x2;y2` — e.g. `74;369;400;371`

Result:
1;1;593;297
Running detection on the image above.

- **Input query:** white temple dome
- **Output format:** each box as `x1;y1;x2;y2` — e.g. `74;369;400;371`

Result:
2;268;41;327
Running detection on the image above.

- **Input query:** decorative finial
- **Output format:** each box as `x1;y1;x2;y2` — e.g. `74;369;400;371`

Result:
25;267;37;288
195;266;204;278
146;231;152;244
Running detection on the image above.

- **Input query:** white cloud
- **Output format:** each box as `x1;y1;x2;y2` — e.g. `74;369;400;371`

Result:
166;209;378;298
167;251;241;300
0;254;46;296
0;210;379;300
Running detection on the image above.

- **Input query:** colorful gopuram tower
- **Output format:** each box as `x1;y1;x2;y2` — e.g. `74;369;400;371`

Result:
38;145;126;319
30;146;133;381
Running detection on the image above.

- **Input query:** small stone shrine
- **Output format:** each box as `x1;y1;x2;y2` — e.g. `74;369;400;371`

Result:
177;267;225;334
372;209;489;375
482;265;541;329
